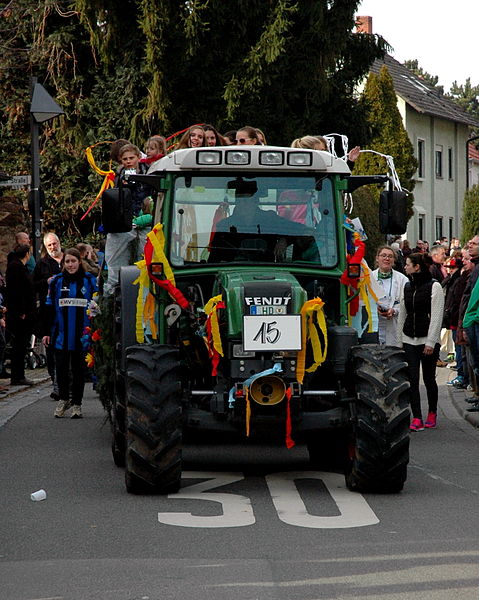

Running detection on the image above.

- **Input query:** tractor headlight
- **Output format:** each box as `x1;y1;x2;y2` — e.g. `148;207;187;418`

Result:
225;150;250;165
259;151;284;165
288;152;313;166
197;150;221;165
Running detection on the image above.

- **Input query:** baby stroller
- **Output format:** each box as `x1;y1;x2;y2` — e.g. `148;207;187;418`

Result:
3;332;47;371
25;335;47;370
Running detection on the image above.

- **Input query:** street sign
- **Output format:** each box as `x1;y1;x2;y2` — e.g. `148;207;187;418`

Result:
0;175;31;189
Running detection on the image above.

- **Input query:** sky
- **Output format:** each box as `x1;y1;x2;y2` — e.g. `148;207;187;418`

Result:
356;0;478;91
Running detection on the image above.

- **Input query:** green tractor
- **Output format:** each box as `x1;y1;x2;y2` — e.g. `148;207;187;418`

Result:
107;145;411;495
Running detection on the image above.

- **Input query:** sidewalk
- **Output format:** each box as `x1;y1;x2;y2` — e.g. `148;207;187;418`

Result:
436;363;479;428
0;367;52;428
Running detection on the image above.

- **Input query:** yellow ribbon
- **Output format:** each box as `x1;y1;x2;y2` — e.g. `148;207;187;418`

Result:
84;143;115;196
133;259;151;343
357;260;379;333
85;143;115;177
297;298;328;384
245;387;251;437
143;292;158;340
146;225;176;285
203;294;224;358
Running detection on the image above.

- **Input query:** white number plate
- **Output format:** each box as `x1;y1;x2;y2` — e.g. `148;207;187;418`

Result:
243;315;302;351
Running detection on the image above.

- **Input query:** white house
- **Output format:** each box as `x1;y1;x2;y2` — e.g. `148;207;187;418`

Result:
357;16;479;245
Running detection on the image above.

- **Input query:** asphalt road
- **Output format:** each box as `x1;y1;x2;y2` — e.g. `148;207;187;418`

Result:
1;369;479;600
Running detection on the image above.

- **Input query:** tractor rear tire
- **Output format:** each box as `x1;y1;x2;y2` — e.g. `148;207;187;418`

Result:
125;345;182;494
345;344;410;493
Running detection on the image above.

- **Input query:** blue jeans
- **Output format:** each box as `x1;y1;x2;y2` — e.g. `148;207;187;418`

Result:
465;323;479;378
452;329;464;377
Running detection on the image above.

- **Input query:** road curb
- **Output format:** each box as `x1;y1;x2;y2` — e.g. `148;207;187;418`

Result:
441;367;479;428
0;373;52;429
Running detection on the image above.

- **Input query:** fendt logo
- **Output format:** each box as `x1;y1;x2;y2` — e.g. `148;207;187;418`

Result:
244;297;291;306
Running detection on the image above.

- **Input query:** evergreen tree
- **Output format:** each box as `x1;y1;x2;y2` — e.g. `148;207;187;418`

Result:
461;185;479;243
404;59;444;94
350;66;417;261
449;79;479;129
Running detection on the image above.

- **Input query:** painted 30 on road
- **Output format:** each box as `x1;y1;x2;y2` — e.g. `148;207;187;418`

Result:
158;471;379;529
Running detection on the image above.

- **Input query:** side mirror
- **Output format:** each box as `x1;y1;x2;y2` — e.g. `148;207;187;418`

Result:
128;172;167;192
379;190;408;234
101;187;133;233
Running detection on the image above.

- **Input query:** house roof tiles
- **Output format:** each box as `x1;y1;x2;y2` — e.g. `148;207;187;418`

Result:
469;144;479;162
370;54;479;128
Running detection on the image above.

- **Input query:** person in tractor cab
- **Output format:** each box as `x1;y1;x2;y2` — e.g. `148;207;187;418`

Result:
208;180;319;263
203;124;225;146
234;126;262;145
176;125;206;149
141;135;166;166
291;134;361;162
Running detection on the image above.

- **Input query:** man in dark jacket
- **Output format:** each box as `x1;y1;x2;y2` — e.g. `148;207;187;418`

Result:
443;258;468;387
33;232;63;304
429;244;447;283
33;232;63;397
7;232;36;274
5;245;37;385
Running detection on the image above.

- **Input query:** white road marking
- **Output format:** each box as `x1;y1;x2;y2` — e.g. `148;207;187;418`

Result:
158;470;379;529
158;472;255;528
266;471;379;528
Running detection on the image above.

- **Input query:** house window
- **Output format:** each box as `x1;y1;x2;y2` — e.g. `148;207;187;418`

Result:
448;147;453;180
449;218;453;242
417;139;425;178
418;215;424;241
435;145;443;178
435;217;443;240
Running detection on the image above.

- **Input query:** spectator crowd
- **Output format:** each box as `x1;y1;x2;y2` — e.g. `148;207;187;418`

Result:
375;234;479;430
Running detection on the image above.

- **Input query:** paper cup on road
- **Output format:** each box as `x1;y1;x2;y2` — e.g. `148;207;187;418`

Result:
30;489;47;502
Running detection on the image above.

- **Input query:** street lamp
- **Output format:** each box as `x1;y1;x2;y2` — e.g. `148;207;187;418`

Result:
29;77;64;260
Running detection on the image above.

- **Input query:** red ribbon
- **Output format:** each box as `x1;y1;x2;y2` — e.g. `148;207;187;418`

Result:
143;236;189;309
340;236;366;316
285;388;295;449
165;123;205;142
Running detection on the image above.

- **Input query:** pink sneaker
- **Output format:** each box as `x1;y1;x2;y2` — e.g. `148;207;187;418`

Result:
424;412;437;428
410;418;424;431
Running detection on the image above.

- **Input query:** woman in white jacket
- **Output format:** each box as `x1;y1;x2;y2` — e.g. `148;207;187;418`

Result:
372;245;409;346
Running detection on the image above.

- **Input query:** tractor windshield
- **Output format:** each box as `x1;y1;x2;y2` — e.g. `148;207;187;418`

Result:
169;174;338;267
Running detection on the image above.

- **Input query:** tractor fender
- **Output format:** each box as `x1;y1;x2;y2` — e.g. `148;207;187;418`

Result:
117;265;141;373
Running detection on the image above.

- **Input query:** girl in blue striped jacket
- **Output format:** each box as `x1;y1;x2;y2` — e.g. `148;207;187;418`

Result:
42;248;98;418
